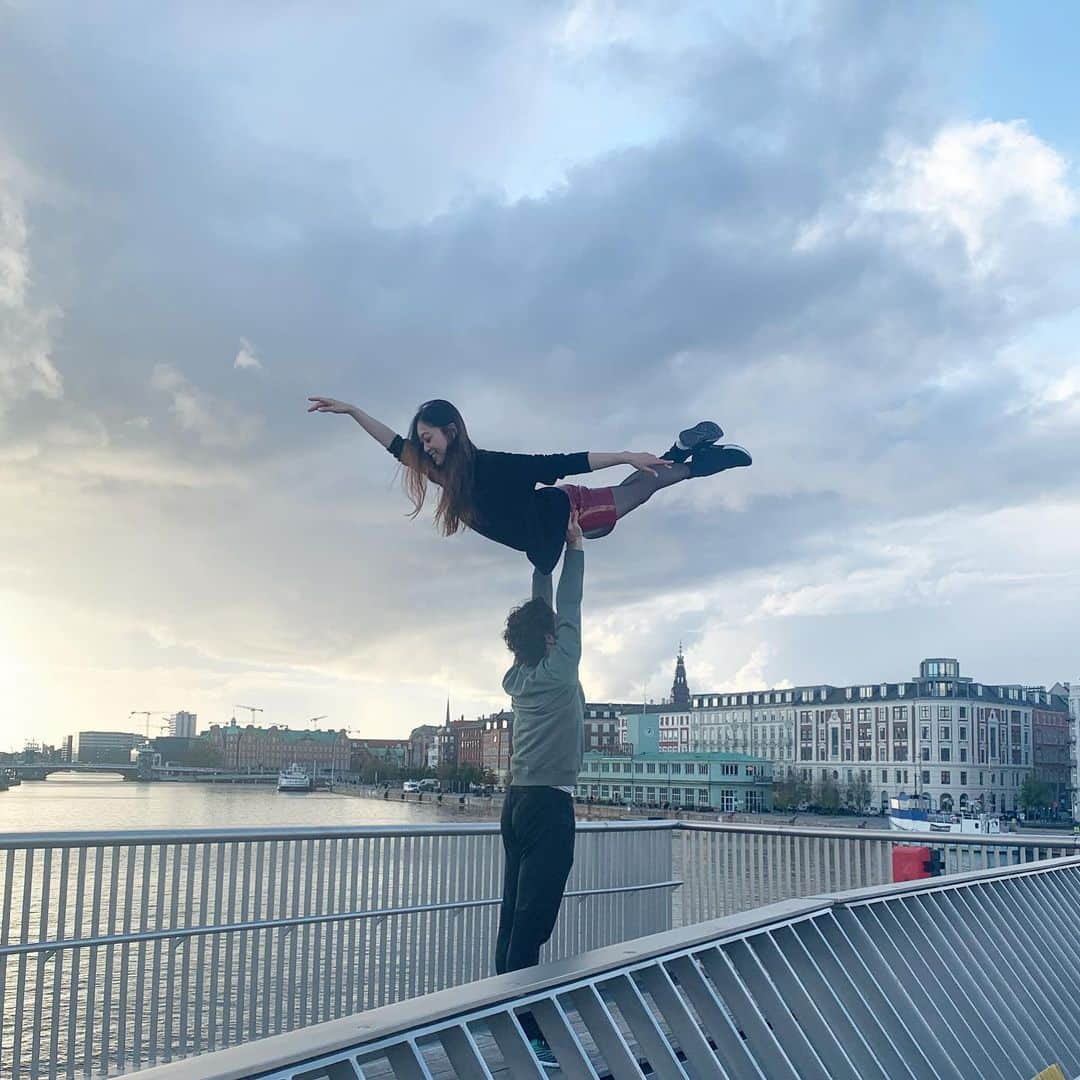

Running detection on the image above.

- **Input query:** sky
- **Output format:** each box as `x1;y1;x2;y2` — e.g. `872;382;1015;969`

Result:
2;1;1079;751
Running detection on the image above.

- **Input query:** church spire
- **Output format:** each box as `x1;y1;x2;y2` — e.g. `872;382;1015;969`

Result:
670;644;690;708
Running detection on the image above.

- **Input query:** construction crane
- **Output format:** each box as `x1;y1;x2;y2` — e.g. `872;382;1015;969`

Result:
307;715;328;730
130;710;169;738
233;705;264;726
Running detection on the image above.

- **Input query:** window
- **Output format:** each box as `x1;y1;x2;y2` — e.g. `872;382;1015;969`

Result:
659;763;668;774
941;771;951;785
959;726;968;741
671;763;682;775
960;771;967;786
938;706;952;720
860;686;873;699
698;788;710;804
959;748;967;763
919;706;931;720
921;748;930;761
698;764;709;776
959;707;967;719
895;769;903;784
646;763;656;775
921;770;931;785
634;763;644;774
920;725;930;741
939;726;951;741
940;748;951;762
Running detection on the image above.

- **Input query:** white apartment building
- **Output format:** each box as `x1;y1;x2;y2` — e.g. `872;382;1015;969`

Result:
169;711;197;739
620;658;1070;817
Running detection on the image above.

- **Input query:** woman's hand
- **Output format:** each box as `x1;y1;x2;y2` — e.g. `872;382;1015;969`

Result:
623;451;672;476
307;397;357;415
566;510;584;549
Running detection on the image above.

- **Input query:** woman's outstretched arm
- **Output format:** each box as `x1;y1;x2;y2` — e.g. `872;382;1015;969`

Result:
307;398;397;450
587;451;672;476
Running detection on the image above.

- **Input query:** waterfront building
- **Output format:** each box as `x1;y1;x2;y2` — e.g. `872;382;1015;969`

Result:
433;714;485;770
481;711;513;782
1032;697;1071;809
584;702;642;753
348;737;409;771
576;713;773;811
680;657;1069;816
206;723;350;774
74;730;146;764
1062;681;1080;823
407;725;439;771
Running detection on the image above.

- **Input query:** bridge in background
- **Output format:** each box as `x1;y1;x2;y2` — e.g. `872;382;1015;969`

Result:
4;761;140;781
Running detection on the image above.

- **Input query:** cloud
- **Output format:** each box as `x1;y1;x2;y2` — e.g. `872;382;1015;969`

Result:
1;3;1079;748
150;363;262;448
0;163;62;423
234;336;262;370
866;120;1077;275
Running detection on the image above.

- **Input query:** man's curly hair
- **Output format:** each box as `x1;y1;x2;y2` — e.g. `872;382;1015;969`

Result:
503;598;556;667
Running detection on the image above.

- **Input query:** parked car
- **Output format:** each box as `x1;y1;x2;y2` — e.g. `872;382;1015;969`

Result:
402;780;420;793
418;778;441;793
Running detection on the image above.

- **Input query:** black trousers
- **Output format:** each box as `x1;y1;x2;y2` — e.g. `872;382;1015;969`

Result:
494;785;576;976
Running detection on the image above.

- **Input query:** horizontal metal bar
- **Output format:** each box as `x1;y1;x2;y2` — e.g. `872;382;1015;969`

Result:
678;820;1080;850
0;818;680;850
0;879;684;959
4;818;1072;852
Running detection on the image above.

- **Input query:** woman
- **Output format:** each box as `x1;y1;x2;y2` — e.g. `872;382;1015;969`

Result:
306;396;750;574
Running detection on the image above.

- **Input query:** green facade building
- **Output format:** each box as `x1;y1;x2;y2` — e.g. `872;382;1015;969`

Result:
576;712;774;812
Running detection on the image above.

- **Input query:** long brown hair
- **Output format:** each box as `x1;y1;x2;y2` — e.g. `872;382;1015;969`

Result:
400;399;477;536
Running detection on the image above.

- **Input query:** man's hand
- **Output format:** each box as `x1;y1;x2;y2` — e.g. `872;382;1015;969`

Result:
623;451;673;476
307;396;357;415
566;510;584;550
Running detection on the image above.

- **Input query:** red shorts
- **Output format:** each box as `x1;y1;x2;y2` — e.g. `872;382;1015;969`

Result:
558;484;617;535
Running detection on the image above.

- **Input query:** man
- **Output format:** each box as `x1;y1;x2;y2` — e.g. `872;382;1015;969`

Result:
496;511;585;1066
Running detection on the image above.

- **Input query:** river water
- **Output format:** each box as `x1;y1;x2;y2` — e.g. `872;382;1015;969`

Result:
0;773;476;833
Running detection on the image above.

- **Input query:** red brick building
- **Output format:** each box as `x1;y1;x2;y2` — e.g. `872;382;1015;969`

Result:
482;711;513;782
207;724;350;774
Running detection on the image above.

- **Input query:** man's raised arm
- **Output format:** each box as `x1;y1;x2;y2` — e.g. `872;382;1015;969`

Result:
548;514;584;676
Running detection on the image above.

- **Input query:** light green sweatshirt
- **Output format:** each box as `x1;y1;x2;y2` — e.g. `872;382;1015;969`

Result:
501;548;585;788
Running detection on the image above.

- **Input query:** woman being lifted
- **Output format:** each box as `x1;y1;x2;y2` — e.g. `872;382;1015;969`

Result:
306;396;751;575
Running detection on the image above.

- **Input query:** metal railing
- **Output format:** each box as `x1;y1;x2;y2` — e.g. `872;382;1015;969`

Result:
0;822;673;1079
674;820;1080;924
134;855;1080;1080
2;819;1078;1077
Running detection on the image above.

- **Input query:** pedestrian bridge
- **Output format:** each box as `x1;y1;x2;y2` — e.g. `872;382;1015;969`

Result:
2;820;1079;1078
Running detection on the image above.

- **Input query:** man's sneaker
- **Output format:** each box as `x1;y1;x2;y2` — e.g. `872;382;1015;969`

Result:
663;420;723;463
529;1037;559;1069
689;443;752;477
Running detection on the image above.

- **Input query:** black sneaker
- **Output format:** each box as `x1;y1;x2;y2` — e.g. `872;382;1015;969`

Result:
689;443;752;477
663;420;723;463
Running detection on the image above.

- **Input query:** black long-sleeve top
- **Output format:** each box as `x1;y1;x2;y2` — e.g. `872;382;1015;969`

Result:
388;436;592;574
